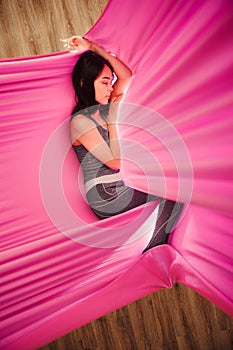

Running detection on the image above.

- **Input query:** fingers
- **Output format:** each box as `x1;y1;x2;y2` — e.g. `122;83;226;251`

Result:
71;36;82;44
111;93;124;103
60;36;92;52
60;36;82;50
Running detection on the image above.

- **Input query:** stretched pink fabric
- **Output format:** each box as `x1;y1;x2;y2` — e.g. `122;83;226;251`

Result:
1;0;233;349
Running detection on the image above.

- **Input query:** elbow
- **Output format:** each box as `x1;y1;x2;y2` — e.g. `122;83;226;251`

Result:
128;68;133;79
118;69;132;84
106;158;121;170
124;70;132;83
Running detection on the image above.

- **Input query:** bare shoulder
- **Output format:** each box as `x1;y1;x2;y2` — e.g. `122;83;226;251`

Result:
71;114;95;131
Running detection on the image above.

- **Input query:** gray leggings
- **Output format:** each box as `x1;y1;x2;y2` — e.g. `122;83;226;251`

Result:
86;180;183;252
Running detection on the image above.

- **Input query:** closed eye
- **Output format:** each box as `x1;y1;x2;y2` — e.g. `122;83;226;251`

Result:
101;77;114;85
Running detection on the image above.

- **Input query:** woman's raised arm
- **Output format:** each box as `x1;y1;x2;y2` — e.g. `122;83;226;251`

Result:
68;36;132;101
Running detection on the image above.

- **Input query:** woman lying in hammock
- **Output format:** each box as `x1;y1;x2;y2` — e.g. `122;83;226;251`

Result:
68;36;182;253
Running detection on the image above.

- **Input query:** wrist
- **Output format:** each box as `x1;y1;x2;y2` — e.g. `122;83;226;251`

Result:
90;41;109;59
89;41;98;52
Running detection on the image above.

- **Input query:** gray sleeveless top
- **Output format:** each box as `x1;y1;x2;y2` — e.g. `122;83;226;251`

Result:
71;114;122;193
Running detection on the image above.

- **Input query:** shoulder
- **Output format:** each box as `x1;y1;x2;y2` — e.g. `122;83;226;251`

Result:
71;113;92;125
71;114;96;132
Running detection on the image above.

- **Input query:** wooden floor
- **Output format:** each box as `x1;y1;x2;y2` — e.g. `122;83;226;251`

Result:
1;0;232;349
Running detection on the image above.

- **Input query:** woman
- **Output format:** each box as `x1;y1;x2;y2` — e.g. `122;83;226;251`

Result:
68;36;182;253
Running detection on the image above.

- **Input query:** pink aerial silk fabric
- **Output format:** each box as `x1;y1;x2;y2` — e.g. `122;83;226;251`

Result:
1;0;233;348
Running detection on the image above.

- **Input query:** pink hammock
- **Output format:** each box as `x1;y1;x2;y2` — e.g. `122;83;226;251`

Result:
1;0;233;348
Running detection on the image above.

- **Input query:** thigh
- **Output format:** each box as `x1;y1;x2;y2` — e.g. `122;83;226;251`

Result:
86;182;160;219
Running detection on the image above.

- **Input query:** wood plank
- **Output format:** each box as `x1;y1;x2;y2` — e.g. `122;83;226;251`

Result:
0;0;107;58
39;284;233;350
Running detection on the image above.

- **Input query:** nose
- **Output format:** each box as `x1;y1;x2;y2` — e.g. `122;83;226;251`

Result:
108;84;113;92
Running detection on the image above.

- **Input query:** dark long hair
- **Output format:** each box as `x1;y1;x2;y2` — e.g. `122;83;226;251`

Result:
72;51;114;116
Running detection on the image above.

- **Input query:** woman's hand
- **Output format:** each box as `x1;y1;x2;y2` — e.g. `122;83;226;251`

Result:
61;36;92;52
111;93;124;104
108;94;123;124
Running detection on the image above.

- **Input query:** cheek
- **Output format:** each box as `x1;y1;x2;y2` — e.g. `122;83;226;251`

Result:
95;84;104;98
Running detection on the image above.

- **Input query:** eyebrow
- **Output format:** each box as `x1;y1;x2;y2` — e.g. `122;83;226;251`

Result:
101;76;113;80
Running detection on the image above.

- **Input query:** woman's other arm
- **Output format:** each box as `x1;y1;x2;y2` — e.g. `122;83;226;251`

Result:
71;115;120;170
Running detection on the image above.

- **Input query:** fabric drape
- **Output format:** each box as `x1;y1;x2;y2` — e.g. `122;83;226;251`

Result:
1;0;233;349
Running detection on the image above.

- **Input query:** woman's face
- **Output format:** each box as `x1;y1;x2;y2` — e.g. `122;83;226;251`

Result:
94;65;113;104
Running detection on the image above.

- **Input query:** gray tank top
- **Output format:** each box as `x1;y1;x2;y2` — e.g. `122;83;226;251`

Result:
71;113;121;192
